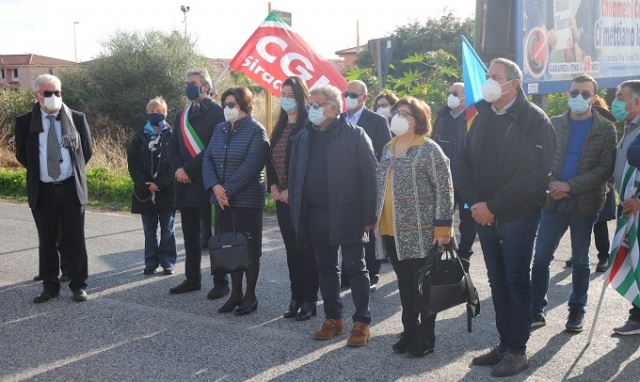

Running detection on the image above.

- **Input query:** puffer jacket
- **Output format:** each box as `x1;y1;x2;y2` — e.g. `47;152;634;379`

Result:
546;106;617;217
375;136;454;261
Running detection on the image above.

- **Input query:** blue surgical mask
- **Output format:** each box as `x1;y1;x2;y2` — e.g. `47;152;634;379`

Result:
568;96;591;115
612;99;630;122
308;107;327;126
280;97;298;113
185;83;201;101
147;112;165;126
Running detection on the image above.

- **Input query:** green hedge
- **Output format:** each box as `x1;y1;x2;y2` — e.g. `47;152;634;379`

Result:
0;167;276;213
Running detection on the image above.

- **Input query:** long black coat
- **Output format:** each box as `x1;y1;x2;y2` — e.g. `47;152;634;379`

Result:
14;104;93;209
168;98;224;208
127;129;175;214
288;116;377;247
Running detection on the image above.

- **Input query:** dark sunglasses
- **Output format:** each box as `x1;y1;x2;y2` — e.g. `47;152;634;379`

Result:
343;92;362;99
42;90;61;97
569;90;593;100
222;101;237;109
446;91;464;98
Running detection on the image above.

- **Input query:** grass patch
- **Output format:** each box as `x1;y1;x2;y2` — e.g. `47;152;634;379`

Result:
0;167;276;214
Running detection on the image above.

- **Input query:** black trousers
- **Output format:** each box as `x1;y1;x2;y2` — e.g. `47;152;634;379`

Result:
593;221;610;260
181;207;228;287
32;179;88;293
455;189;476;259
276;201;319;302
385;235;436;335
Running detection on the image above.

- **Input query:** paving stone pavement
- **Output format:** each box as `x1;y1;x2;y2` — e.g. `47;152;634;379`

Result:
1;201;640;381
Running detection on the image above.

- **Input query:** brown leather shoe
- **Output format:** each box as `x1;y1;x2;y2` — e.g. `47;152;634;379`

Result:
346;322;370;347
313;318;344;340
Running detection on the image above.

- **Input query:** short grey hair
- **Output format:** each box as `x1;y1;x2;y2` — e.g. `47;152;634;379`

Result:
186;68;212;88
348;80;368;95
490;58;523;85
34;74;61;92
310;84;343;113
620;80;640;99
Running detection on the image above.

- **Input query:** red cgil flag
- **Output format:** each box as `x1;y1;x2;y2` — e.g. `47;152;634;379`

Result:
229;12;347;96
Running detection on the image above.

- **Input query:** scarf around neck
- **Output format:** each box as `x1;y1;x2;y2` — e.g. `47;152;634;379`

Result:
30;102;80;151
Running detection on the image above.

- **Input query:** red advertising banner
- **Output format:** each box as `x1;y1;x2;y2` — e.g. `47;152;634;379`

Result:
230;12;347;96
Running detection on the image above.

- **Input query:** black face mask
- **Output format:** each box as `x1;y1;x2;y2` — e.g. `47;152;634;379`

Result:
185;84;202;100
147;112;165;126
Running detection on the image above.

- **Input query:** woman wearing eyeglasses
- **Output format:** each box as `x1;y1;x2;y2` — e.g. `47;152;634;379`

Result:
202;87;269;316
372;92;399;121
375;96;454;357
266;76;320;320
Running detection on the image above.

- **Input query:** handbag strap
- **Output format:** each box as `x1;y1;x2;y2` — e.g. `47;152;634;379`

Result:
216;206;242;234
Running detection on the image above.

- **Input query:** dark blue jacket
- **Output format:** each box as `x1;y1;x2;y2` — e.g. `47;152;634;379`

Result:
432;106;467;186
288;116;377;247
202;115;269;208
342;107;391;161
168;97;224;208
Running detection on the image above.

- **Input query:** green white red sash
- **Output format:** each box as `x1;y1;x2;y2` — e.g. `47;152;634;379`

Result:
180;107;204;158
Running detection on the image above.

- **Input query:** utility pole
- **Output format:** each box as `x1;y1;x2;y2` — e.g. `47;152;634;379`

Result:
73;21;79;65
181;5;190;38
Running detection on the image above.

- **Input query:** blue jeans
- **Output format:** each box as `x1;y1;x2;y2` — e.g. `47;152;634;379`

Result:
531;198;597;314
141;210;177;270
476;219;539;355
308;211;371;324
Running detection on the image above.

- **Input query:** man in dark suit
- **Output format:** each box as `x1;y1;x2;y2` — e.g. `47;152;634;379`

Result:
14;74;93;303
342;80;392;291
168;68;229;298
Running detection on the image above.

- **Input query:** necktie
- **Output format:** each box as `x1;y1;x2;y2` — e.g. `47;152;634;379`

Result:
46;114;62;180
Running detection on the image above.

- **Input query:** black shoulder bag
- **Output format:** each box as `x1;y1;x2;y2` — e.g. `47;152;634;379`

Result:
414;242;480;332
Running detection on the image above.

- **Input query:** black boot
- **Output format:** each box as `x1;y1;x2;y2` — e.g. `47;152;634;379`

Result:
392;330;417;354
406;327;435;358
284;299;301;318
295;302;317;321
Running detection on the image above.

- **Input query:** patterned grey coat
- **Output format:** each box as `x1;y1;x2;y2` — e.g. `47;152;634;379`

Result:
375;136;454;261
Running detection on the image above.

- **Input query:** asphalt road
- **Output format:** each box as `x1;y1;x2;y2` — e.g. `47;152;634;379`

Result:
1;200;640;381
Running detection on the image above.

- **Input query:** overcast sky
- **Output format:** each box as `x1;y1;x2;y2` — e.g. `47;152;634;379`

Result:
1;0;475;63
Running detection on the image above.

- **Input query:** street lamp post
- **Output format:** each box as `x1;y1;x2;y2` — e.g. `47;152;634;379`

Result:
180;5;190;38
73;21;79;65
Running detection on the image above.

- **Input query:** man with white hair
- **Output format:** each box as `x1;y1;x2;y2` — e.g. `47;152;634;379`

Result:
288;84;377;347
15;74;93;303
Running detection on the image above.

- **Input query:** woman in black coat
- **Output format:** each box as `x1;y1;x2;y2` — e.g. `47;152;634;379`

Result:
127;97;177;275
267;76;319;320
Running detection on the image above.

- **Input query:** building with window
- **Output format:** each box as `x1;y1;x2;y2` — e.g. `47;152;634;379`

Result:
0;54;76;92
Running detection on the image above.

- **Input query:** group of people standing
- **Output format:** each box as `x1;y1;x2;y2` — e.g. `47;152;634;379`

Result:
16;60;640;378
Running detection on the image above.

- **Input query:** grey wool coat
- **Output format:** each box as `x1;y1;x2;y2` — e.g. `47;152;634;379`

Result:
375;136;454;261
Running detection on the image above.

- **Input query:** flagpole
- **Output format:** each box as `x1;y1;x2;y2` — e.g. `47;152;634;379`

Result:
265;2;273;139
587;268;610;345
214;65;230;88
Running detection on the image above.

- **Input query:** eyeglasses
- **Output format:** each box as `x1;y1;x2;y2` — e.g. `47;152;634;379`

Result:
41;90;61;97
446;91;465;98
305;102;331;111
392;110;414;118
376;102;390;109
343;92;363;99
222;101;237;109
569;90;593;100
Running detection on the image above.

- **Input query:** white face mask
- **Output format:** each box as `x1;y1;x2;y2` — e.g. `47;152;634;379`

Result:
376;107;391;118
43;94;62;112
481;78;513;103
447;94;461;109
345;97;359;110
390;114;410;136
224;106;239;122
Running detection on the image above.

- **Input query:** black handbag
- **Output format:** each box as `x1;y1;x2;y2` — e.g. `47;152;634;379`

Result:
208;207;258;274
415;242;480;332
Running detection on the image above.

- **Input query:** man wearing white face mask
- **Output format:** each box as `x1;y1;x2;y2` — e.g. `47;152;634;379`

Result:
457;58;555;377
432;82;476;265
15;74;93;303
530;74;616;333
288;84;378;347
341;80;391;292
